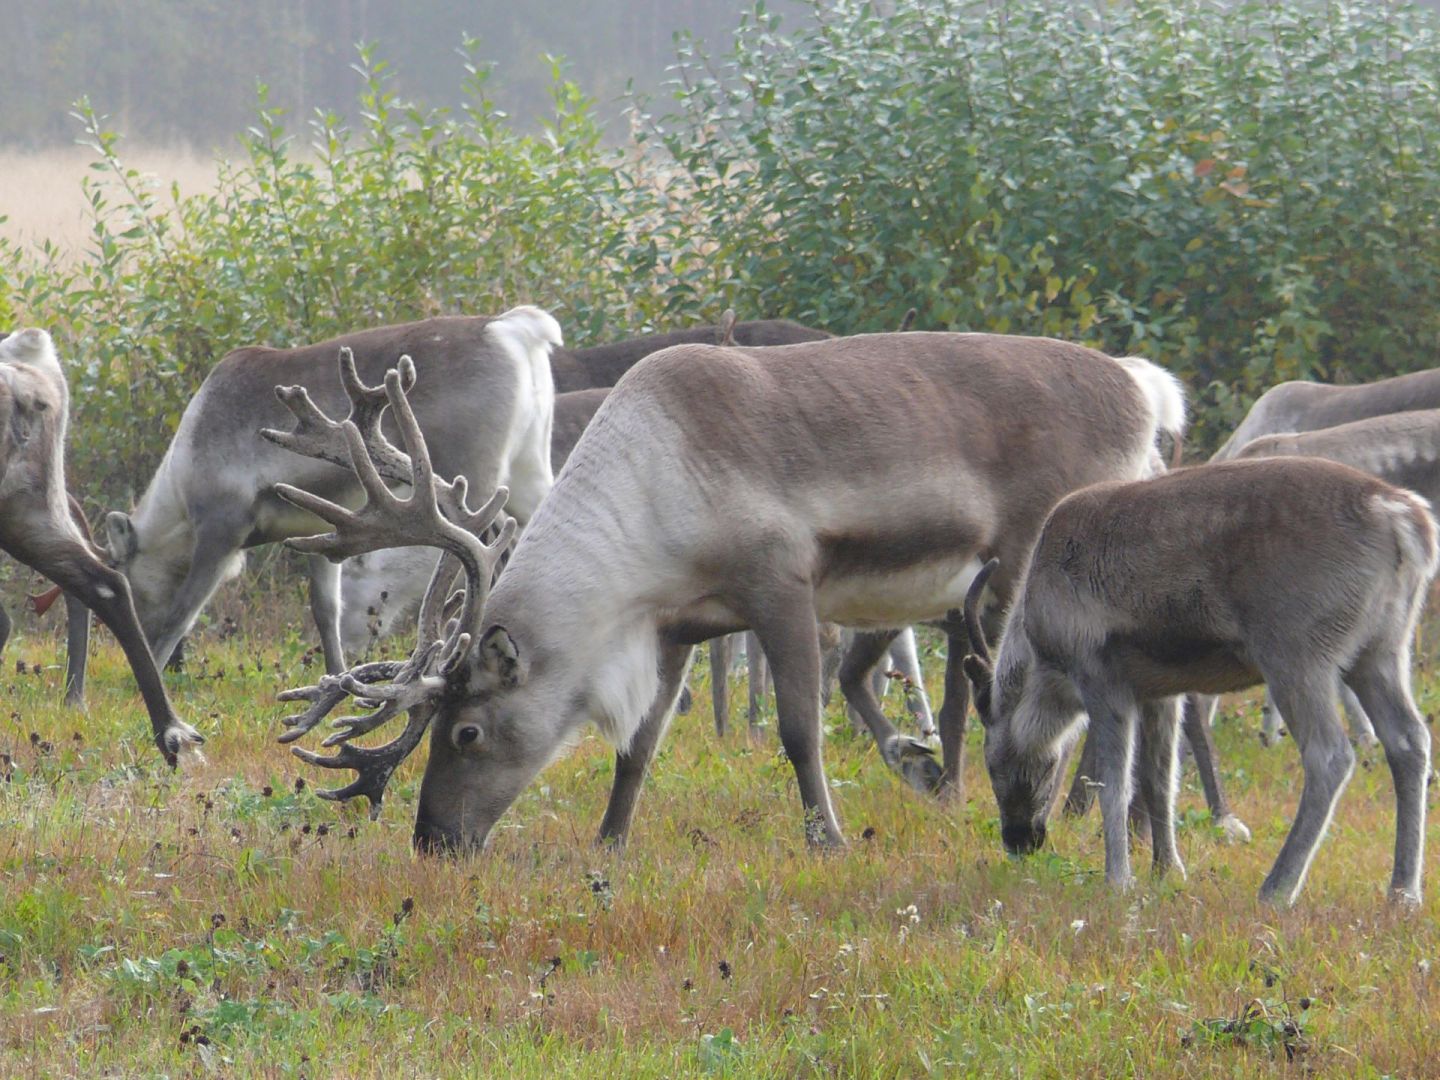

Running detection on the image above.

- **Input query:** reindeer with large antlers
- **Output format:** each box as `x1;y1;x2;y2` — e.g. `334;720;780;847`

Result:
962;458;1437;905
274;331;1182;851
0;330;200;763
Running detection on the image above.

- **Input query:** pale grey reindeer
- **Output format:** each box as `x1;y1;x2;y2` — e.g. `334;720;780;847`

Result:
104;307;561;676
0;491;93;707
271;331;1181;853
1213;365;1440;461
962;457;1437;906
335;321;829;661
0;330;200;762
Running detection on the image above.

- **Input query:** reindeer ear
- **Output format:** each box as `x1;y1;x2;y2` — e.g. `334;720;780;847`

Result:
962;655;995;726
478;625;527;689
105;511;138;563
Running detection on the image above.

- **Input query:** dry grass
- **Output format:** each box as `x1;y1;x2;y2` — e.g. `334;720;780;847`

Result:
0;607;1436;1076
0;144;222;257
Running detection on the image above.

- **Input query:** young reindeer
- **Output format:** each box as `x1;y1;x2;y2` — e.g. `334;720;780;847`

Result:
1233;408;1440;746
0;330;201;763
962;457;1438;905
272;331;1180;853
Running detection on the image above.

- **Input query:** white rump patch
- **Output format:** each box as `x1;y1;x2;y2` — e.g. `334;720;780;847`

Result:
489;305;564;355
1115;356;1188;443
1376;491;1440;578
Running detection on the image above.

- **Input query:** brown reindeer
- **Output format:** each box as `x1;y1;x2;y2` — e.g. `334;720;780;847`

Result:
270;331;1180;852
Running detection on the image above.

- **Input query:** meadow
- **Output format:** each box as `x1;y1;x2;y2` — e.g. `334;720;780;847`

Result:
0;596;1436;1078
5;3;1440;1074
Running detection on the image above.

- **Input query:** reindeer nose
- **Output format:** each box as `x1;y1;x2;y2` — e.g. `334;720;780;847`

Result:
412;818;462;856
1001;821;1046;855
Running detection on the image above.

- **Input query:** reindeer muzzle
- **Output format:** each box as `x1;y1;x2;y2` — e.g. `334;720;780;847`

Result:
1001;820;1046;856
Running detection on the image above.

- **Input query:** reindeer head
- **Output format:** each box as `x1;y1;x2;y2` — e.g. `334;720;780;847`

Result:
267;348;548;852
963;559;1056;856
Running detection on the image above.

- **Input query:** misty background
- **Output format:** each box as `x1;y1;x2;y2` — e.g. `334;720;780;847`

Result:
0;0;814;149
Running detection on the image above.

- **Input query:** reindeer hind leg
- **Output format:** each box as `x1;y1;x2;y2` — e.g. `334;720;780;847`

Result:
1345;654;1429;905
1258;673;1354;906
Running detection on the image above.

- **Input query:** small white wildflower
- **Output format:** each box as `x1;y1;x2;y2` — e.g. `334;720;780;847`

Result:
1419;958;1432;977
895;903;920;925
1071;918;1086;934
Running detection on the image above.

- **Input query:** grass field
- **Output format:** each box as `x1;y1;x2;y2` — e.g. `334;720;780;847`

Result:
0;145;221;257
0;606;1437;1079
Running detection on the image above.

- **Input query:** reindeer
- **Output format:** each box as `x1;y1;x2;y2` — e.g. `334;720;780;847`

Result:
325;321;829;667
270;331;1181;853
0;330;200;762
104;308;561;676
2;492;93;707
338;387;610;657
1061;366;1440;832
1213;366;1440;461
962;457;1437;905
549;319;829;392
1229;409;1440;747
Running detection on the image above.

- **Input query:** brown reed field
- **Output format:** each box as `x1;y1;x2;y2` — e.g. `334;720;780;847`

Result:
0;594;1436;1078
0;144;222;257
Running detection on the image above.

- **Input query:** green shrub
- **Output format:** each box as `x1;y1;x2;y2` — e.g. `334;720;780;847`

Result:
641;0;1440;447
0;44;662;506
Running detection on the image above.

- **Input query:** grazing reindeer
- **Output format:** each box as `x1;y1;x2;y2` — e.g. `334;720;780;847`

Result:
338;387;609;657
0;330;200;762
1233;409;1440;746
334;320;828;660
1062;366;1440;831
963;458;1437;905
273;331;1181;853
3;492;93;707
104;308;560;675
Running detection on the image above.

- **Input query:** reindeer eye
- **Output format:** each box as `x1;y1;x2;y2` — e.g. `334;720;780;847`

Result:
455;725;482;747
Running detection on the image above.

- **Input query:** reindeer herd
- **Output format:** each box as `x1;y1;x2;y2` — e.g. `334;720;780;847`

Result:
1;307;1436;908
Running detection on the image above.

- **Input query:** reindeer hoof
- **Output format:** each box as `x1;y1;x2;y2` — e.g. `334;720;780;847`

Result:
883;736;944;795
1390;886;1423;910
159;722;206;767
1217;814;1251;844
675;686;693;715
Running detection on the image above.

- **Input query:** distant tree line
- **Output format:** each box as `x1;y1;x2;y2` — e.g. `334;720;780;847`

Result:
0;0;811;147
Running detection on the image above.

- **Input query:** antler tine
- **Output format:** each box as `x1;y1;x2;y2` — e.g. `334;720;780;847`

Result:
260;347;414;487
291;707;434;817
276;659;408;743
275;355;516;814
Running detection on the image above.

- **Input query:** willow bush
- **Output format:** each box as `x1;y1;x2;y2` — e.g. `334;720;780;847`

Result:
4;0;1440;506
0;45;661;505
642;0;1440;446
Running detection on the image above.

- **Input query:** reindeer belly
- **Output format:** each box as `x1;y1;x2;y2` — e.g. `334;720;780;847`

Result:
815;554;986;629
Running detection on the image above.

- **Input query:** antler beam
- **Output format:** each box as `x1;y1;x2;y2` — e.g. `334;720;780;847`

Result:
269;352;514;812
